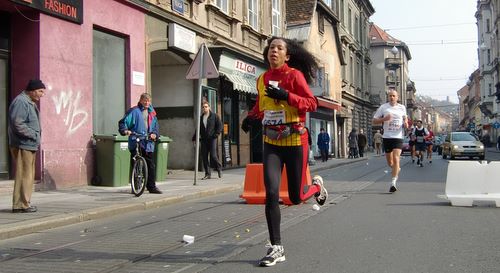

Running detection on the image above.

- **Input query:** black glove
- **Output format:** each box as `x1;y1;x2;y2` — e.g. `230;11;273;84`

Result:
241;116;251;133
265;85;288;101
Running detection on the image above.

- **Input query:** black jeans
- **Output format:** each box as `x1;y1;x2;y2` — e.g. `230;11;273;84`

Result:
201;138;221;176
130;147;156;190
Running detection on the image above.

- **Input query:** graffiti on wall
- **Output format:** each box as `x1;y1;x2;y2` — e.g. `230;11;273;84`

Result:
52;90;88;135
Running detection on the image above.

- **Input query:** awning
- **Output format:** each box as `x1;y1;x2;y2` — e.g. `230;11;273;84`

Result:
317;97;341;110
221;73;258;94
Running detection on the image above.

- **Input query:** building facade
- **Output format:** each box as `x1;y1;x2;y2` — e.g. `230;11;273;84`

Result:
286;0;343;159
0;0;287;188
337;0;374;156
369;24;414;124
476;0;500;145
0;0;146;187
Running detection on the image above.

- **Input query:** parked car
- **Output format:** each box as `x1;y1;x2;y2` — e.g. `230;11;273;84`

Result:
442;132;485;160
402;137;412;155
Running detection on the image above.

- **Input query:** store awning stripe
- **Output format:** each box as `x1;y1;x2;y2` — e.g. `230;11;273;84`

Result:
222;73;257;94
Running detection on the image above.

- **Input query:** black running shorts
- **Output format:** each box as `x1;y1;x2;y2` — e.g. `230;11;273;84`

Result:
383;138;403;153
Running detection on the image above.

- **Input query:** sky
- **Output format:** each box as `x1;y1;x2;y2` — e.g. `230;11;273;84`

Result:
369;0;478;104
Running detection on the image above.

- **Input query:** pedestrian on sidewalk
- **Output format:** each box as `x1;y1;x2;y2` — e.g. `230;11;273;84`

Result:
497;135;500;151
372;88;408;193
241;36;328;267
348;128;358;158
118;93;162;194
192;101;222;180
8;79;46;213
373;129;383;156
357;129;367;157
317;128;330;162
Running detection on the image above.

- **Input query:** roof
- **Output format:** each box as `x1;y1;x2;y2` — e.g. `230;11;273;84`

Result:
369;23;401;45
286;0;317;26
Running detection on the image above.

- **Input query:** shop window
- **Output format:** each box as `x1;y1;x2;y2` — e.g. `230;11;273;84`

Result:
202;86;217;114
92;29;126;135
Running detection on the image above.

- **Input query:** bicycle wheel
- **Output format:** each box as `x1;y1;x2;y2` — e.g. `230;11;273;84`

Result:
131;157;148;197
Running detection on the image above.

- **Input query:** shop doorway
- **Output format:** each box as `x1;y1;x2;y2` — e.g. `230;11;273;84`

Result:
0;55;8;179
0;12;10;179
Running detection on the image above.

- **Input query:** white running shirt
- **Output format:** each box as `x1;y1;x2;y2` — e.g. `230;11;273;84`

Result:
373;102;407;139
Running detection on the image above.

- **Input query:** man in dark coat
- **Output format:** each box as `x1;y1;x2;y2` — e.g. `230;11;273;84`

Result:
196;101;222;179
317;128;330;162
357;129;368;157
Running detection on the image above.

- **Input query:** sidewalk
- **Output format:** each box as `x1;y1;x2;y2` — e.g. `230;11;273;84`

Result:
0;156;367;240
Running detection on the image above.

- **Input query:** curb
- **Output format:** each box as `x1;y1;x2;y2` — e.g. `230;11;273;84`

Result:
0;184;241;240
0;158;366;240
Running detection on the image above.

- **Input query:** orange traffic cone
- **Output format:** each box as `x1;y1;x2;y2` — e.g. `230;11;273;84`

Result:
239;163;266;204
240;163;312;205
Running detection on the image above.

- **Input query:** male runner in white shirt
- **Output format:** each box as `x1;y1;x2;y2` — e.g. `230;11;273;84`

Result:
372;88;408;192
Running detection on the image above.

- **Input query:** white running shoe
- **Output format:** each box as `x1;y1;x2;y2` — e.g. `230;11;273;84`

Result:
259;244;285;267
313;175;328;206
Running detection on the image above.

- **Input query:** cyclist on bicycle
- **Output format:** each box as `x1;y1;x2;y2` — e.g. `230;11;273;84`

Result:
118;93;162;194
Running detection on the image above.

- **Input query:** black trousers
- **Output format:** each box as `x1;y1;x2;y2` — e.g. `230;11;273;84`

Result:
320;148;329;162
201;138;221;176
358;146;365;157
130;147;156;190
263;138;320;245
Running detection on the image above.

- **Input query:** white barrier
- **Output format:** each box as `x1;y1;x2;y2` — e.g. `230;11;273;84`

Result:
445;161;500;207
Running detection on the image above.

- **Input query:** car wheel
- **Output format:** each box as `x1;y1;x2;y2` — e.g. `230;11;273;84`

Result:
479;155;485;160
442;152;447;159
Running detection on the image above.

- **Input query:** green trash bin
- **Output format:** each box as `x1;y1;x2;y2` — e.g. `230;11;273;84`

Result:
93;134;131;187
155;135;172;181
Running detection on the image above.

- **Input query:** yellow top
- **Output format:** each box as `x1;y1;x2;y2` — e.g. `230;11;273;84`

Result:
257;75;302;146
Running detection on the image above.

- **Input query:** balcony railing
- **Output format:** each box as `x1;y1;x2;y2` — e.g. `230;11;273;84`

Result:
385;58;402;69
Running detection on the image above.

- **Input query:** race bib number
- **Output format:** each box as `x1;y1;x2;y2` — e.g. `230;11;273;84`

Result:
263;110;285;126
387;118;401;132
416;136;424;143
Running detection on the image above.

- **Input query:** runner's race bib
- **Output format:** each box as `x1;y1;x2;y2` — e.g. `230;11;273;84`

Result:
263;110;286;126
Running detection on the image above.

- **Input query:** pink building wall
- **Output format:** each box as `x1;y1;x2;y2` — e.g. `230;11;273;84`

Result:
37;0;145;188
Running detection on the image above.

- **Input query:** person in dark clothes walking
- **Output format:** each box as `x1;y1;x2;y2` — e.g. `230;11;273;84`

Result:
357;129;367;157
317;128;330;162
195;101;222;180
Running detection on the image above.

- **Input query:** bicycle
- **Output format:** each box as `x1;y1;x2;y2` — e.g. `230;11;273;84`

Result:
130;133;149;197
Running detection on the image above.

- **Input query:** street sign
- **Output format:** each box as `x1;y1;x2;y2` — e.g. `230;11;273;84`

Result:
468;122;475;129
187;43;220;185
186;43;219;79
493;121;500;129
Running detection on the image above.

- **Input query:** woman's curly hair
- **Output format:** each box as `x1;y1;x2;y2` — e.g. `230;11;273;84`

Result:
263;37;319;84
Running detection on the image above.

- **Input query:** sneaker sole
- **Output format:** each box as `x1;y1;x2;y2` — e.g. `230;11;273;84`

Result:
389;186;397;193
260;256;286;267
313;175;328;206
